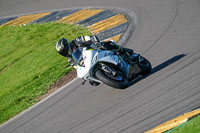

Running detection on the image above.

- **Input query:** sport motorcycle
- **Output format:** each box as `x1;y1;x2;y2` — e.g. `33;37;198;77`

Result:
70;41;152;89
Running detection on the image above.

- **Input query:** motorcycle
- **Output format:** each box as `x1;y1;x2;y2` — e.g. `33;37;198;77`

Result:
70;40;152;89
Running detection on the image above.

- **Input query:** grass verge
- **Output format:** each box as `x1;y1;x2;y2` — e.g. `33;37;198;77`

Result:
166;114;200;133
0;22;91;124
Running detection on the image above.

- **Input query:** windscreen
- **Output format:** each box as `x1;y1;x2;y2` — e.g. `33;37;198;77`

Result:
71;46;83;66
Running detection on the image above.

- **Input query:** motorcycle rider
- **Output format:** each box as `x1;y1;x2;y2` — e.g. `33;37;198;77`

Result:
56;35;134;65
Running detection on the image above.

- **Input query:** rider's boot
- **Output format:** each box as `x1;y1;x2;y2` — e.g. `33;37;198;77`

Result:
120;47;134;56
101;40;134;56
120;47;140;64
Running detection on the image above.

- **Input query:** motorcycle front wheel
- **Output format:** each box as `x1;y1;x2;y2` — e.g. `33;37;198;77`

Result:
138;56;152;75
95;69;129;89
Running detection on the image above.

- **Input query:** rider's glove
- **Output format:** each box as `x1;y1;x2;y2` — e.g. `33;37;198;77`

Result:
90;35;100;45
68;57;75;66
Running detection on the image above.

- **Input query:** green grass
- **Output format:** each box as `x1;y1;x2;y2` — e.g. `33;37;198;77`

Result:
167;115;200;133
0;22;91;124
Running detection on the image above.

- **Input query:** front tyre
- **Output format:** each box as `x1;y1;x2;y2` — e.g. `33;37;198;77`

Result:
138;56;152;75
95;69;129;89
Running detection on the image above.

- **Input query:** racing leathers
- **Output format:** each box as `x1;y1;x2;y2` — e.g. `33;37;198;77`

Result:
68;35;134;65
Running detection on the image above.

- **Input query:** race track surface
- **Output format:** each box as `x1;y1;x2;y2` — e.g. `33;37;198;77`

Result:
1;0;200;133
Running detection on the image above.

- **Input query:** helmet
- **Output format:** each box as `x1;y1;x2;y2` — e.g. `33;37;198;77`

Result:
56;38;70;57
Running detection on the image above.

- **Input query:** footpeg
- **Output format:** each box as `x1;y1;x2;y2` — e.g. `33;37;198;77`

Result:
82;80;86;85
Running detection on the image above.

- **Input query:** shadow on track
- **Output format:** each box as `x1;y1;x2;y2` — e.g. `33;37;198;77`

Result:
127;54;186;88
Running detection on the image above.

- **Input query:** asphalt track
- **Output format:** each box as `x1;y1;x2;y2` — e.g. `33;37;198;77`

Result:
0;0;200;133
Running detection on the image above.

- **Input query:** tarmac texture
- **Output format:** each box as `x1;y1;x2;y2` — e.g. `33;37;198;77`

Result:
0;0;200;133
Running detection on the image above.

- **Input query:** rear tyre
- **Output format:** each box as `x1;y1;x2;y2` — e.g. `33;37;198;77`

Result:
95;69;129;89
138;56;152;75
